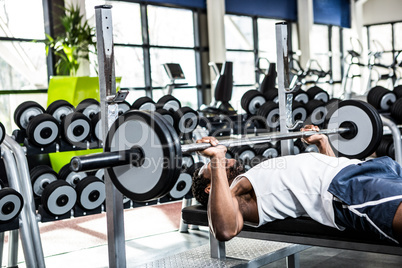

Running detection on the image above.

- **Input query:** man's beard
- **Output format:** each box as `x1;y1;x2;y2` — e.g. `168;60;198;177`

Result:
227;160;245;182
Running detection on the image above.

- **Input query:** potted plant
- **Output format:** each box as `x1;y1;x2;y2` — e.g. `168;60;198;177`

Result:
45;3;104;108
45;4;96;76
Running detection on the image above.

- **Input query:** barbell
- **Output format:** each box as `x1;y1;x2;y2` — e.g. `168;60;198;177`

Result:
70;100;383;202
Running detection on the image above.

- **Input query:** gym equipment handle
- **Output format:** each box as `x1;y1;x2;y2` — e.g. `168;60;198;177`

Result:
181;128;349;154
71;147;144;172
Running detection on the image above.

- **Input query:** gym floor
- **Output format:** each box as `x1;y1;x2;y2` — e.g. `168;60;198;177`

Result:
3;201;402;268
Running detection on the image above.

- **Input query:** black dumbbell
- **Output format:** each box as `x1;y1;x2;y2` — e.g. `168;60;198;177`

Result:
14;101;60;147
241;90;267;115
304;99;327;126
254;143;279;159
61;112;91;146
131;96;156;111
76;98;101;119
46;100;75;122
172;107;199;136
59;164;105;211
0;179;23;223
31;165;77;216
156;95;181;113
256;101;279;129
367;86;396;112
306;86;329;103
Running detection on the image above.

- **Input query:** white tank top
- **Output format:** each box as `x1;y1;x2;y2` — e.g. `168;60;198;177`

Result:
232;153;361;229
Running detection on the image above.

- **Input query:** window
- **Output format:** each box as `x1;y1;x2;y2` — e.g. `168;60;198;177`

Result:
258;18;282;63
366;22;401;90
224;15;255;113
148;6;194;48
0;0;47;90
85;1;144;88
0;0;48;132
85;2;200;109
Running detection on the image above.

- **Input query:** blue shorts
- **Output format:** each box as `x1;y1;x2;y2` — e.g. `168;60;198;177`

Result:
328;157;402;244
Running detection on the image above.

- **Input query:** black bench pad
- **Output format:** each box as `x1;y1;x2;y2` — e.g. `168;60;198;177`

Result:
182;205;402;253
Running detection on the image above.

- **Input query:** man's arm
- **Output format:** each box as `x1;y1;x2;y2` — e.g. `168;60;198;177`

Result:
301;125;336;157
197;137;244;241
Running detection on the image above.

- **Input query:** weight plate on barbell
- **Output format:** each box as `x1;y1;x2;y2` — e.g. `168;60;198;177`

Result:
324;100;383;159
105;110;181;202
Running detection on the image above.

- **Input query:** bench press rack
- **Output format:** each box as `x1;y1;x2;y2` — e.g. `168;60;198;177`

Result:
181;22;402;267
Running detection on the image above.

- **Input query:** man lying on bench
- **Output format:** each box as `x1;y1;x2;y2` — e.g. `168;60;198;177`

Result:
191;125;402;244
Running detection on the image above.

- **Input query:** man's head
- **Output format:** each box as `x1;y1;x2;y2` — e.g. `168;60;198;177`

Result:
191;158;245;206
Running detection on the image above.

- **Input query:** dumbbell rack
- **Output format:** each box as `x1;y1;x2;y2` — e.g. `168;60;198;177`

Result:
1;136;46;268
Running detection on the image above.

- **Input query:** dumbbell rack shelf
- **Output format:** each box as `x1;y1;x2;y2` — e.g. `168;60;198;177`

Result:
1;136;46;268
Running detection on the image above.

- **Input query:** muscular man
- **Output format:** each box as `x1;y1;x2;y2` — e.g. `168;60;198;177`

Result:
191;125;402;244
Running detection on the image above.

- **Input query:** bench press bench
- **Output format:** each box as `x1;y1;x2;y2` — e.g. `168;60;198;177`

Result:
182;205;402;267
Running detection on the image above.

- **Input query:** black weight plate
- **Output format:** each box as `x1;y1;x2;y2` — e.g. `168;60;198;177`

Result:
324;100;383;159
393;85;402;99
148;110;182;200
257;101;279;129
131;97;156;111
0;122;5;144
76;99;100;119
30;165;58;197
306;86;329;103
157;95;181;112
26;114;60;147
46;100;75;122
264;88;279;103
391;98;402;123
182;153;195;171
14;101;45;130
250;155;268;168
94;169;131;205
241;90;266;115
41;180;77;216
61;112;91;145
254;143;279;159
90;113;102;141
0;188;23;222
293;89;309;104
58;164;87;187
155;108;175;126
292;101;307;122
117;101;131;116
305;99;327;126
105;110;181;202
173;107;199;135
168;172;192;200
75;176;105;210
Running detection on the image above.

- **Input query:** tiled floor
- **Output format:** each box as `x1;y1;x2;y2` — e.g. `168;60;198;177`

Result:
2;201;402;268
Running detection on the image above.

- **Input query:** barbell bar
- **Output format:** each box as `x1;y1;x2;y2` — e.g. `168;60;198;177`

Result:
71;127;350;172
69;100;383;202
